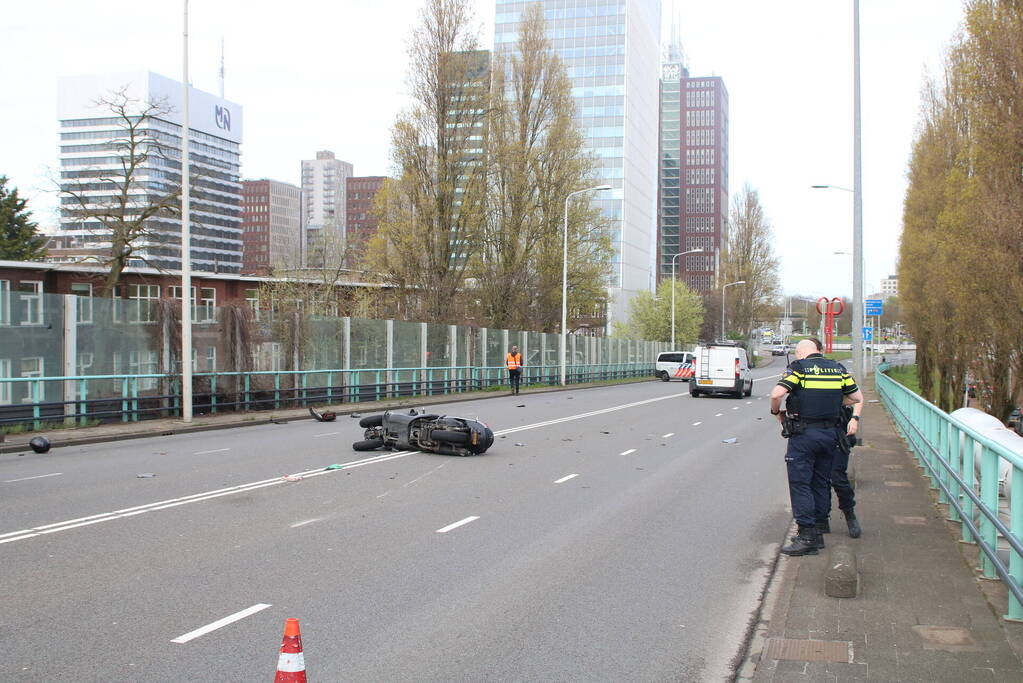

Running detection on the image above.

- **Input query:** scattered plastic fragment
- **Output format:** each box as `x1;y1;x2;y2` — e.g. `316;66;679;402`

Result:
722;438;738;444
281;474;302;482
600;431;611;435
515;442;525;447
137;473;157;478
561;438;573;442
517;404;525;408
270;418;288;425
324;464;343;470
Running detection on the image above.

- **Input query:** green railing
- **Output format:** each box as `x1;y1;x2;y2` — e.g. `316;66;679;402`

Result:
0;362;656;430
877;363;1023;621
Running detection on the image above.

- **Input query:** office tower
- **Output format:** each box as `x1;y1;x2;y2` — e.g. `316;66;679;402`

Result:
345;176;386;269
241;179;303;275
57;72;243;273
495;0;662;324
657;53;728;294
301;150;353;265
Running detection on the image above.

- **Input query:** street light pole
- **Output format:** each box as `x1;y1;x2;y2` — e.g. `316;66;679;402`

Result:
181;0;193;423
852;0;865;382
561;185;611;387
670;248;704;348
721;280;746;341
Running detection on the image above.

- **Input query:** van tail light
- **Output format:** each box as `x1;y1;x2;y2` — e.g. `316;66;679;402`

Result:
735;358;740;378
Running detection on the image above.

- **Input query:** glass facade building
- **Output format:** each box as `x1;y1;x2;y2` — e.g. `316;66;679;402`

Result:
495;0;661;324
57;72;243;274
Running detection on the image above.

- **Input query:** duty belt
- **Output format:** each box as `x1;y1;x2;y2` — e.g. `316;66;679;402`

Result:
801;416;842;429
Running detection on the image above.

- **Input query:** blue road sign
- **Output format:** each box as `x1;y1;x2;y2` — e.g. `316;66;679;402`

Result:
865;298;883;316
863;327;873;341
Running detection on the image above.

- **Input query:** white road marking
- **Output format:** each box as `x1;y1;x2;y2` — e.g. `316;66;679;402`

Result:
4;472;63;483
692;421;702;426
193;448;230;455
436;516;479;533
732;407;740;410
403;463;446;488
0;390;708;546
376;491;391;499
753;374;782;382
620;448;636;456
715;413;723;417
662;432;674;438
290;518;323;528
312;431;340;438
746;402;752;405
171;604;272;644
554;474;579;484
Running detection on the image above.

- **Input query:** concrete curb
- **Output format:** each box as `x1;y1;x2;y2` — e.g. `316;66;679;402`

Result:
0;376;656;455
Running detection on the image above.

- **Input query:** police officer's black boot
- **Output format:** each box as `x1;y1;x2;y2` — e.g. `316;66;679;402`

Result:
843;509;862;538
781;526;820;556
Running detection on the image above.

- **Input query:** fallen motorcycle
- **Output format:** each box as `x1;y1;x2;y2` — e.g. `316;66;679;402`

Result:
353;409;494;456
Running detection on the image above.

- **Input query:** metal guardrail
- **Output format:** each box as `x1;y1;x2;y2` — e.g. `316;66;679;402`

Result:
876;362;1023;621
0;363;656;431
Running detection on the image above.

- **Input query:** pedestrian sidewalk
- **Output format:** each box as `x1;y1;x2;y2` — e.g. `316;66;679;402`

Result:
740;380;1023;682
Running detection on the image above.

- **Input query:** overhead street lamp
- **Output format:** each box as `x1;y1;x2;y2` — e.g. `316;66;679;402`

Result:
670;248;704;348
721;280;746;341
561;184;612;387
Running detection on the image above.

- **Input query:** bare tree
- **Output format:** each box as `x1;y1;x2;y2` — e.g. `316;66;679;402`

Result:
59;88;185;295
363;0;489;323
720;185;780;338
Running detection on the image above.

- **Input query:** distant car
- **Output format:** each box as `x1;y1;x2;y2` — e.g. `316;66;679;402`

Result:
770;344;788;356
1008;408;1022;429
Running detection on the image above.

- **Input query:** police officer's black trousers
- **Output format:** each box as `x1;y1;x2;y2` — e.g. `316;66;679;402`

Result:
828;448;855;516
785;428;838;529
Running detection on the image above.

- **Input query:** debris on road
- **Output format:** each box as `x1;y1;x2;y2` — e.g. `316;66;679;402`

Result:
350;413;362;418
600;431;611;434
29;436;51;454
136;473;157;478
515;442;525;447
517;404;525;408
281;474;302;482
309;406;337;422
270;417;288;425
722;437;738;444
324;464;343;470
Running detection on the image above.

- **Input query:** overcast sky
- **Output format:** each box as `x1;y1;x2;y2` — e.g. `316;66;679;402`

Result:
1;0;965;298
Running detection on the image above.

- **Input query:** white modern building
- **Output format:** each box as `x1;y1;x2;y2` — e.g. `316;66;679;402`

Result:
494;0;662;325
881;274;898;298
56;71;243;273
301;150;353;265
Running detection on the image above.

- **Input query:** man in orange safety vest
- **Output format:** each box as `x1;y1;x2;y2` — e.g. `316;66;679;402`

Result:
506;345;524;395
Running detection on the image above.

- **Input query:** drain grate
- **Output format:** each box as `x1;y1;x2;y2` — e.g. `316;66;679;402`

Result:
763;638;852;663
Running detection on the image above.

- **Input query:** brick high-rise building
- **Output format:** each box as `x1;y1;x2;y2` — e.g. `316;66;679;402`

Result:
657;54;728;294
344;176;385;268
241;179;302;275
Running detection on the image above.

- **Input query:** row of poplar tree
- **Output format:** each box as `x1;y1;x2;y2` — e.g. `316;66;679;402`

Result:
900;0;1023;419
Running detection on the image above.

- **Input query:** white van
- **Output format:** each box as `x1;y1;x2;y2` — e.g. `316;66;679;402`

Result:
690;343;753;398
655;350;696;382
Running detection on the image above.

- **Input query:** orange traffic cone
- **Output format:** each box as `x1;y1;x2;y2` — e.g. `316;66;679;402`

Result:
274;618;307;682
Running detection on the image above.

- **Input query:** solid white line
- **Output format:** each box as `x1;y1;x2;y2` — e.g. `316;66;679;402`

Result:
436;516;479;533
313;432;340;438
554;473;579;484
753;374;782;382
193;448;230;455
692;421;702;426
4;472;63;483
171;603;272;644
620;448;636;456
662;433;674;438
290;518;322;528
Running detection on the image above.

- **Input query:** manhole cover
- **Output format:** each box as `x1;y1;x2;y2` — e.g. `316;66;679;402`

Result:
763;638;852;662
912;626;980;651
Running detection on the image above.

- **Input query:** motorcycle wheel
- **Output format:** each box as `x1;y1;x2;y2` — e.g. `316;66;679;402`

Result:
352;438;384;451
359;415;384;428
431;429;470;445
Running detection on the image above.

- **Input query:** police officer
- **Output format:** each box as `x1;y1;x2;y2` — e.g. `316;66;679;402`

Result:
506;345;524;395
770;338;863;555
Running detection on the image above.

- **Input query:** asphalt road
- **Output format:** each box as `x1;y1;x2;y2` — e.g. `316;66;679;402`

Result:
1;360;793;682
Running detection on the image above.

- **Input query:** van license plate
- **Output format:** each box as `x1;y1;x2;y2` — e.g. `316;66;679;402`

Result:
698;379;713;385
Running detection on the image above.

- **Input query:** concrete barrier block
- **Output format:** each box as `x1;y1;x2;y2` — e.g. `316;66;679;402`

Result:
825;544;859;598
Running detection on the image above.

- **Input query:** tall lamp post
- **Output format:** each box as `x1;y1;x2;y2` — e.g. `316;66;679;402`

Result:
181;0;193;422
670;248;704;348
561;185;611;387
721;280;746;341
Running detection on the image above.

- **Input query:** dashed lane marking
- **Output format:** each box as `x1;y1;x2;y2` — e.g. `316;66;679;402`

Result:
662;432;674;438
289;518;323;528
692;421;702;426
715;413;723;417
620;449;637;456
436;516;480;533
193;448;230;455
312;432;340;438
554;474;579;484
171;604;272;644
